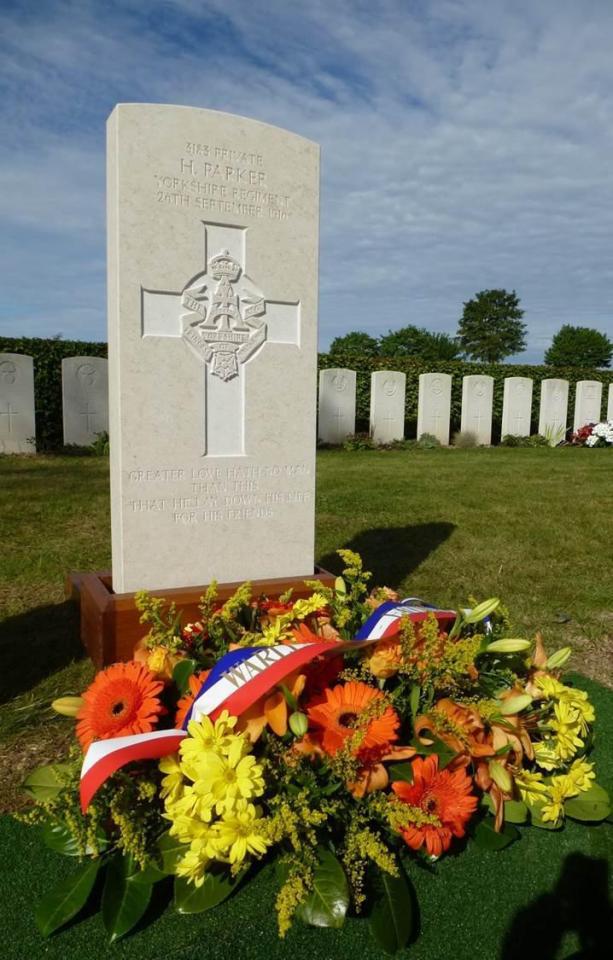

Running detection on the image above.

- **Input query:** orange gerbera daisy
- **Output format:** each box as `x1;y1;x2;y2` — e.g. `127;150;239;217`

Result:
391;754;478;858
175;670;210;729
76;661;164;751
307;680;399;757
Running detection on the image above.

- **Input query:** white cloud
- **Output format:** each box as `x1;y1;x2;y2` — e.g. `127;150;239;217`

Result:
1;0;613;359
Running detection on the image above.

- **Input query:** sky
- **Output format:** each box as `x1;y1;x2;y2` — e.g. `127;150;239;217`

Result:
1;0;613;362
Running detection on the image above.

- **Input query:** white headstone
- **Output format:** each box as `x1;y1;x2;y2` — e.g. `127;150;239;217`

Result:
108;104;319;592
417;373;452;445
538;379;569;440
318;369;356;443
460;375;494;445
0;353;36;453
607;383;613;422
573;380;603;431
370;371;405;444
501;377;533;437
62;357;109;446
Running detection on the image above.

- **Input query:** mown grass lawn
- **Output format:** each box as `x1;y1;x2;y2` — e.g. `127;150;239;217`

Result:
0;447;611;808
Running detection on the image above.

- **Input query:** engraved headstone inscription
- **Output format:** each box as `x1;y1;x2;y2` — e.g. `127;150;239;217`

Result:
0;353;36;453
318;368;356;444
62;357;109;446
108;104;319;592
370;371;405;444
417;373;452;445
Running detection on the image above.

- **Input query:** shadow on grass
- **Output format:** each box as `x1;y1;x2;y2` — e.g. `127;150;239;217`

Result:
500;852;613;959
0;599;84;703
319;522;455;588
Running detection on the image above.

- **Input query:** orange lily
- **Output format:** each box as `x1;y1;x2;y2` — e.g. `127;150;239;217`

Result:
237;670;307;742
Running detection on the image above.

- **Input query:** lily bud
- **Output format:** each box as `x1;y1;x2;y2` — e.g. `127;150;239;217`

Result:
289;712;309;737
486;638;531;654
489;760;513;794
51;696;84;717
499;694;532;716
546;647;572;670
463;598;501;624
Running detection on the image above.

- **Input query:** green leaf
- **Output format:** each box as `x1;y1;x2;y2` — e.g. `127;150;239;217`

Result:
334;576;347;595
296;848;349;929
473;817;519;850
23;764;72;801
565;784;611;823
409;685;420;718
388;762;413;784
482;795;528;824
410;737;456;769
158;831;190;875
174;867;246;914
102;856;152;942
35;859;101;937
172;659;198;695
369;864;414;954
41;820;107;857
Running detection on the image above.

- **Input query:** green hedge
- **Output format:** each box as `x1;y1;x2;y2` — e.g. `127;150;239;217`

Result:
2;336;612;449
320;352;613;439
0;336;107;451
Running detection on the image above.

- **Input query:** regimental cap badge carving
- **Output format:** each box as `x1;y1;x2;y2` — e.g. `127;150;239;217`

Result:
180;248;267;383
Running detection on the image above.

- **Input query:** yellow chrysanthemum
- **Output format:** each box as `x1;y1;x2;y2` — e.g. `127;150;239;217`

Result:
180;711;238;764
176;845;212;887
567;758;596;792
515;769;548;805
159;753;184;802
534;740;563;771
165;785;216;826
193;737;265;813
534;675;566;699
540;773;579;825
215;801;271;864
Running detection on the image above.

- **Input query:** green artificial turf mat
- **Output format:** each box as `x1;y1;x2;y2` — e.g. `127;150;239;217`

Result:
1;675;611;960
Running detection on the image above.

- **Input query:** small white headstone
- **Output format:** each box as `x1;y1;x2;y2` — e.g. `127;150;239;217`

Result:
318;369;356;443
417;373;452;445
0;353;36;453
538;379;569;440
501;377;533;437
370;371;405;444
607;383;613;422
573;380;603;431
62;357;109;446
460;375;494;445
108;104;320;592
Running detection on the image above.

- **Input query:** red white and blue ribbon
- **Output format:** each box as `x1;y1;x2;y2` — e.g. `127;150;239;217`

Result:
354;597;457;641
79;598;455;811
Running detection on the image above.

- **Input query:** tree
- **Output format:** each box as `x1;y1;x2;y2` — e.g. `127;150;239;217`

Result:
545;325;612;368
378;326;461;361
328;331;379;357
456;289;527;363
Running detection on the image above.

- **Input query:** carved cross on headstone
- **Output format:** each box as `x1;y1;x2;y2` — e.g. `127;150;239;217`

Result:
141;221;300;456
0;402;18;432
80;402;97;433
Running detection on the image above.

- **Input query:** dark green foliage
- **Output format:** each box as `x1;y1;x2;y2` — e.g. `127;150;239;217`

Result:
0;336;107;451
379;325;461;361
500;434;549;448
457;289;527;362
319;351;613;436
329;331;380;358
545;325;613;368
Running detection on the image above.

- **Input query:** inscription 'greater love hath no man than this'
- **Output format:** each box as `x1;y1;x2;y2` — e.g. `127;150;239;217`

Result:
155;143;291;219
126;463;311;526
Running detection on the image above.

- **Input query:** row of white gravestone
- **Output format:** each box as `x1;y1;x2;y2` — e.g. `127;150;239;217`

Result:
318;369;613;445
0;353;109;452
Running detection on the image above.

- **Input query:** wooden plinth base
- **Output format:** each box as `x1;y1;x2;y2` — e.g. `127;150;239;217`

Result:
66;568;336;668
